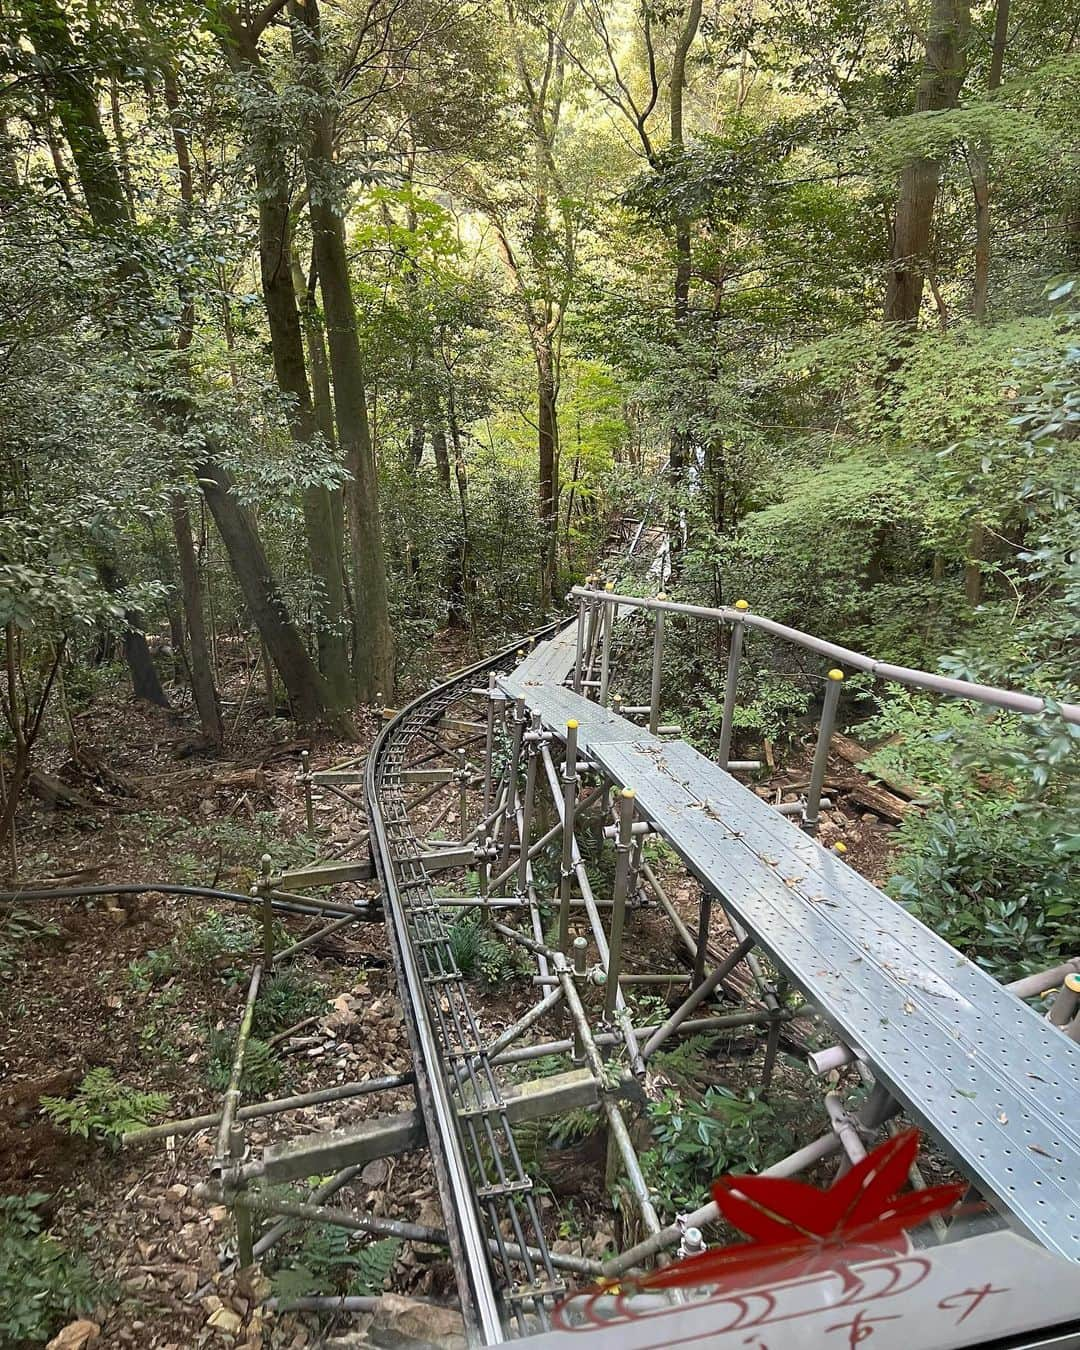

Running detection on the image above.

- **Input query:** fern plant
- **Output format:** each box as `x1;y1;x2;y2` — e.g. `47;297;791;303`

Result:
206;1030;282;1097
448;913;523;983
270;1225;399;1301
41;1069;169;1145
252;969;328;1037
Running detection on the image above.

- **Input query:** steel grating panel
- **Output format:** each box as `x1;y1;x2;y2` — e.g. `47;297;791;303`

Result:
592;735;1080;1262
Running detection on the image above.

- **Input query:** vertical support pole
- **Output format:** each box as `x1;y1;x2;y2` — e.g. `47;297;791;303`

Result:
482;672;496;816
229;1123;254;1267
648;596;666;736
476;836;492;922
456;750;468;840
572;595;587;694
598;584;614;707
517;713;541;894
498;699;526;878
571;937;587;1064
694;888;712;986
558;720;579;953
804;668;844;833
604;788;636;1021
259;853;275;971
300;749;314;835
717;599;749;769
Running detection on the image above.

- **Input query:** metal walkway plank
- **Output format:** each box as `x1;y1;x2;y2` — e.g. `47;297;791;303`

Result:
498;643;1080;1263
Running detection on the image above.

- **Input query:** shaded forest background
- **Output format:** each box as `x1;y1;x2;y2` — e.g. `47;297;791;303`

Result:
0;0;1077;970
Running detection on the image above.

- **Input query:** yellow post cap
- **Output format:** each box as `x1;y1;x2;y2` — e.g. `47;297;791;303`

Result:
735;599;749;611
833;841;847;853
827;668;845;681
657;592;667;601
1065;973;1080;994
605;581;615;592
566;719;578;730
620;787;636;799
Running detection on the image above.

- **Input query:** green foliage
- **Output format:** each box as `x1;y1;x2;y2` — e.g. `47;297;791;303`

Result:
180;910;287;970
206;1030;282;1098
0;1194;99;1345
252;969;328;1037
126;947;179;993
447;913;523;984
41;1069;169;1145
0;909;59;977
641;1087;794;1221
270;1225;399;1301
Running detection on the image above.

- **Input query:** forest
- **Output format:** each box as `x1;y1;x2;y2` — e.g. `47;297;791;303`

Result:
0;0;1077;1345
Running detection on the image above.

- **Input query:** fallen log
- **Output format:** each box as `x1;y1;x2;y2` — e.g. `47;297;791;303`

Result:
830;732;931;801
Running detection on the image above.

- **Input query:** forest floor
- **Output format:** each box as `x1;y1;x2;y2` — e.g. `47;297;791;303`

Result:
0;649;907;1350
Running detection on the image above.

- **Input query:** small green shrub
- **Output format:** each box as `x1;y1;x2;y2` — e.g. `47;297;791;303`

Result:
640;1086;794;1221
0;1193;99;1344
252;969;328;1037
206;1030;282;1097
41;1069;169;1145
271;1225;399;1301
181;910;286;969
126;947;179;993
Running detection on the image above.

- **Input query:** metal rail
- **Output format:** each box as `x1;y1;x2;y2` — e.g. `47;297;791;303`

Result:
366;635;564;1343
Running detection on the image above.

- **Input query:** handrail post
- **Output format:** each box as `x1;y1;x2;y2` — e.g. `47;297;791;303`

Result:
498;698;526;879
804;668;844;833
572;593;588;694
648;594;666;736
598;582;615;707
482;672;496;814
604;788;636;1021
517;712;542;894
717;599;749;768
558;720;579;952
571;936;588;1064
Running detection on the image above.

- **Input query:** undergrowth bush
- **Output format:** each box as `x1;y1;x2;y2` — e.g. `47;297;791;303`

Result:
0;1194;98;1344
640;1086;795;1221
252;969;328;1037
206;1029;282;1097
41;1068;169;1145
448;913;524;983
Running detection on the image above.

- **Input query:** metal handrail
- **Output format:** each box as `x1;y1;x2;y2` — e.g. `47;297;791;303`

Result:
569;585;1080;726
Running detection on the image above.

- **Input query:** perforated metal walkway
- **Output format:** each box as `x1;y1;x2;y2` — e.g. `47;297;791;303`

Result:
500;631;1080;1264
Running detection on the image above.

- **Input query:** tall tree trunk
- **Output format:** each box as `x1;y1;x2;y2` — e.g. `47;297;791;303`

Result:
667;0;702;471
291;0;395;702
885;0;970;324
26;0;336;727
970;0;1009;320
163;66;223;742
536;337;558;606
172;499;223;742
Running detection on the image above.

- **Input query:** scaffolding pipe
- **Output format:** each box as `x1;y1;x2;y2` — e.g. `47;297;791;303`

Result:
604;788;637;1021
213;963;262;1172
642;936;756;1059
648;600;666;736
539;744;644;1073
804;669;844;832
558;720;580;952
124;1074;413;1146
558;961;662;1238
717;603;747;768
211;1189;604;1279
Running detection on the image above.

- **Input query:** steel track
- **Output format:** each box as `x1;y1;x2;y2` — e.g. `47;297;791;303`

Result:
365;635;562;1345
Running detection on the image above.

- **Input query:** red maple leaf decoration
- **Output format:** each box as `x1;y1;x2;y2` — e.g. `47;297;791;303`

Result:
606;1128;964;1299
